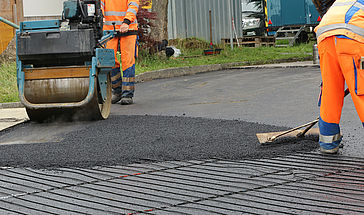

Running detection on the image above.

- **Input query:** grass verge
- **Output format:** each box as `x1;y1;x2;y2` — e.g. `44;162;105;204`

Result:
136;39;314;74
0;61;18;103
0;39;314;103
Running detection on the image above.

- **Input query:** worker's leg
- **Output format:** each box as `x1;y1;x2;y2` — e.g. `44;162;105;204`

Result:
318;36;345;152
336;38;364;125
119;35;137;100
106;38;123;103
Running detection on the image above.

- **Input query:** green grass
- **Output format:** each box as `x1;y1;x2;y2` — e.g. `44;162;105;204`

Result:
0;61;18;103
0;39;314;103
136;40;314;74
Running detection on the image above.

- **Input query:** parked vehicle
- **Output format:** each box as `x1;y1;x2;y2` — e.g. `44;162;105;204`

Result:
242;0;321;37
241;0;265;36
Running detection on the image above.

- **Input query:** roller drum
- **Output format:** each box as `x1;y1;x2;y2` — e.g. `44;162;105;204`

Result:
24;78;89;104
23;66;112;122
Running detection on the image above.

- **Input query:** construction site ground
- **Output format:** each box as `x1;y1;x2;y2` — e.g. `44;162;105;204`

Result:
0;62;363;214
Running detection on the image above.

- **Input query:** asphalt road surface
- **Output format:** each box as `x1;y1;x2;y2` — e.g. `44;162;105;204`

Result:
0;66;364;215
0;66;363;169
114;66;362;156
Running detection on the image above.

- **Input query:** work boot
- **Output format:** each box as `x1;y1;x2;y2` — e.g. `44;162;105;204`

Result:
319;135;342;154
111;91;122;104
120;97;133;105
320;144;340;154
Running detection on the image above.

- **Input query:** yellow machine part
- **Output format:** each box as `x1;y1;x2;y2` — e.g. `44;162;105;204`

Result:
0;22;14;54
142;0;152;9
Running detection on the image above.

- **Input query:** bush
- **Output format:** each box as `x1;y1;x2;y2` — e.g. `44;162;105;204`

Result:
137;0;156;50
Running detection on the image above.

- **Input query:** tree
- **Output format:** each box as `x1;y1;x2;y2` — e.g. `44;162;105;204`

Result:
150;0;168;42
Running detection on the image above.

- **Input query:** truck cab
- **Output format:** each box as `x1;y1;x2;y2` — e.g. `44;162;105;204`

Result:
242;0;320;37
242;0;266;36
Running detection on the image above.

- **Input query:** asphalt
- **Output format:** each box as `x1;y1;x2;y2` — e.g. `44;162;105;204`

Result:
2;61;364;214
0;115;318;169
1;60;359;169
114;64;362;155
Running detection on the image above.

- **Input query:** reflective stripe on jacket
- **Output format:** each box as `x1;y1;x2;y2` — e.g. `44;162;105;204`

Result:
315;0;364;44
101;0;139;31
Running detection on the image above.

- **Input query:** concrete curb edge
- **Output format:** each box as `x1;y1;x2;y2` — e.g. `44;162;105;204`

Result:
135;63;235;83
135;60;317;83
0;102;24;109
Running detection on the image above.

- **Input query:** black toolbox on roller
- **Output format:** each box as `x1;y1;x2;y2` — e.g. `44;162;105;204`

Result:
17;29;96;67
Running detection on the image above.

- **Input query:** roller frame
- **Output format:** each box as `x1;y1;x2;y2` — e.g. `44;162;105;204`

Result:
16;21;115;121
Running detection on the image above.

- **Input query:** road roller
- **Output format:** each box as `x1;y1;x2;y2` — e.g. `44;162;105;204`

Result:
16;0;117;122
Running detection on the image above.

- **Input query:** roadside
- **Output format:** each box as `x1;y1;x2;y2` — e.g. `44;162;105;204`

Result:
0;60;317;132
136;40;315;74
0;41;315;104
136;59;316;82
0;39;316;130
0;59;317;105
0;61;17;103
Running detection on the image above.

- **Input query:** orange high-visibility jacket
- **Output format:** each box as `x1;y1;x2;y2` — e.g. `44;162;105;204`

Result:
101;0;139;31
315;0;364;44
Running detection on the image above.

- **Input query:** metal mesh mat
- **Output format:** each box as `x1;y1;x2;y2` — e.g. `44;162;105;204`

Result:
0;152;364;214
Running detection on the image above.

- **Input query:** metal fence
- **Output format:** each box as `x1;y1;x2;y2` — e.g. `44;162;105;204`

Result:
168;0;242;44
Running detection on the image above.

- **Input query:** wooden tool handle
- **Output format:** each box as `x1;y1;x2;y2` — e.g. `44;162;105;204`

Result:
297;118;319;137
269;118;320;142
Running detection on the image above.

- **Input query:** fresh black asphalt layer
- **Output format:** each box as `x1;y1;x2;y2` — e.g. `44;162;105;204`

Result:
0;115;318;169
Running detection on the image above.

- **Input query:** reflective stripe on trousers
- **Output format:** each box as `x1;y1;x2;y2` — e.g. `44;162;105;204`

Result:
106;35;138;97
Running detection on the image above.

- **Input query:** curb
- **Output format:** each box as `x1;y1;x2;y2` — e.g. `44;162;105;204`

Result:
233;63;320;70
1;59;317;109
136;63;240;83
136;59;316;83
0;102;23;109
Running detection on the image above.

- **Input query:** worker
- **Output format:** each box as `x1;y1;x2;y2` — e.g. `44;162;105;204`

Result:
315;0;364;153
101;0;139;105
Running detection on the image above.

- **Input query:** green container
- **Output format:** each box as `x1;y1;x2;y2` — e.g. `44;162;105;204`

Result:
267;0;320;27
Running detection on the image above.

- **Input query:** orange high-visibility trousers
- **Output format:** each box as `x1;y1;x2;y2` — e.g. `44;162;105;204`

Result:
318;36;364;147
106;35;138;97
